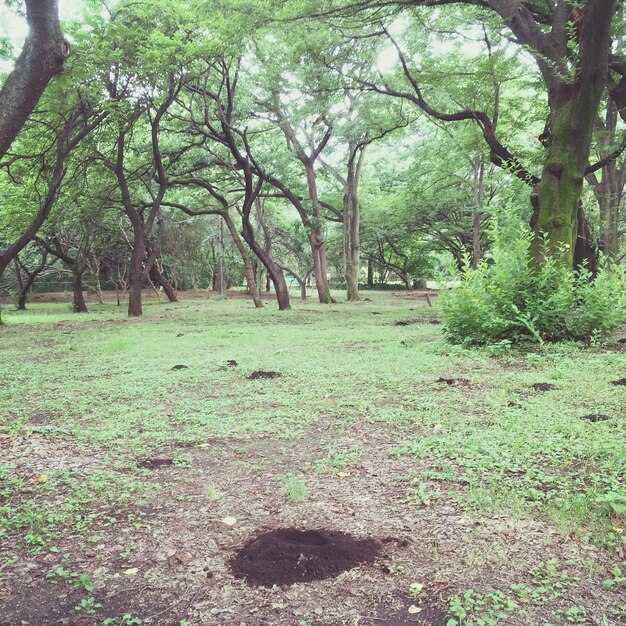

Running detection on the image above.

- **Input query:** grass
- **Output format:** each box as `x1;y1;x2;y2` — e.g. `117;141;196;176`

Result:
0;292;624;625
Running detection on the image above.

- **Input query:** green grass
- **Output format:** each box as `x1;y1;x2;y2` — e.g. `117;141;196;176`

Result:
0;292;624;623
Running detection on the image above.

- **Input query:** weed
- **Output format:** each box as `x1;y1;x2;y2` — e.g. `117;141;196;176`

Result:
281;473;308;503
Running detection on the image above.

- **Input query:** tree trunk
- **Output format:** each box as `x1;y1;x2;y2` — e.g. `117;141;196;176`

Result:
530;3;614;267
343;144;364;301
72;270;88;313
0;0;67;160
471;158;484;268
343;185;360;301
221;212;263;308
149;264;177;302
127;231;145;317
300;280;307;301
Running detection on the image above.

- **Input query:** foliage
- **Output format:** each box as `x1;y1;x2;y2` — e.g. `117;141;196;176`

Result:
440;228;626;345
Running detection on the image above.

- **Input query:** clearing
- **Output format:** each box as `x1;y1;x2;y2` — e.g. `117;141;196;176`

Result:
0;293;625;625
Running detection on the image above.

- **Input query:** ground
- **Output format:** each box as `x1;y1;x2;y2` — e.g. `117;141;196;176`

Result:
0;291;625;626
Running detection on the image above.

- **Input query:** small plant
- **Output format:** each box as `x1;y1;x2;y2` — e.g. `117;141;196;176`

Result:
560;605;587;624
74;596;102;614
281;473;307;503
408;582;424;599
401;483;435;506
46;567;94;592
205;484;221;500
597;491;626;516
119;543;137;560
603;562;626;590
446;589;521;625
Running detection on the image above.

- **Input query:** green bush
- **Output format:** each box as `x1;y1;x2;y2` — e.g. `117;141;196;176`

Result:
440;235;626;345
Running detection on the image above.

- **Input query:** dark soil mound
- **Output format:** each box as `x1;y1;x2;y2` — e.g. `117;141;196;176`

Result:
230;528;380;586
436;377;471;387
532;383;555;392
611;378;626;386
227;360;238;367
618;338;626;344
248;370;281;380
395;319;419;327
171;364;188;370
138;458;174;469
581;414;611;423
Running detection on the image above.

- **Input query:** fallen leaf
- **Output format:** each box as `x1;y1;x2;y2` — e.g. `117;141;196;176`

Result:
337;471;351;478
433;424;443;430
123;568;139;576
408;605;422;614
222;516;237;526
34;474;48;484
196;443;211;448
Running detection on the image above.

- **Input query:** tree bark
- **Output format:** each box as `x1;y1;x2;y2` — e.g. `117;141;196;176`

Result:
526;1;614;266
72;270;88;313
343;144;365;301
0;0;67;160
127;230;145;317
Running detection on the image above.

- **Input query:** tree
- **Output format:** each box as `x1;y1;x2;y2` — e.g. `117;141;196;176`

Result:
0;0;68;159
301;0;624;268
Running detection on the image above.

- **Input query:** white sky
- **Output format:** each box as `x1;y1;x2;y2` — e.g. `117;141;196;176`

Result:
0;0;85;50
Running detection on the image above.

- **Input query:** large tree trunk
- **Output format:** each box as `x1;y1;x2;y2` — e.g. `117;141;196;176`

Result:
305;164;334;304
12;259;26;310
72;270;88;313
529;2;614;267
0;0;67;160
344;148;362;301
127;231;145;317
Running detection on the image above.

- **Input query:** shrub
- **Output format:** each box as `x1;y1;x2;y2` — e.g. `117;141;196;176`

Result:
440;235;626;345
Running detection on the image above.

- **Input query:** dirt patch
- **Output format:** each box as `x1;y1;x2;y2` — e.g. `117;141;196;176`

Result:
248;370;281;380
532;383;555;392
171;364;189;371
580;414;611;423
230;528;381;586
436;377;471;387
227;359;238;367
138;458;175;469
611;378;626;386
372;594;448;625
395;320;419;327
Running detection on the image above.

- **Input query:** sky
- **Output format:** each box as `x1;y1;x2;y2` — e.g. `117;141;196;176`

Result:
0;0;85;50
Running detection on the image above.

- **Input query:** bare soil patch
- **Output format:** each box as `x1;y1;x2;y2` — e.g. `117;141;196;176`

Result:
580;414;612;422
248;370;281;380
138;458;175;469
532;383;555;392
611;377;626;386
230;528;381;586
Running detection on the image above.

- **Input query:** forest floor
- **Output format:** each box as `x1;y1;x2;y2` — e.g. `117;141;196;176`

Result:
0;292;625;626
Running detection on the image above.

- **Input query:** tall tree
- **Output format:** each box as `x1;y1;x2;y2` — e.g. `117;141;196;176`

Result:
0;0;68;159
